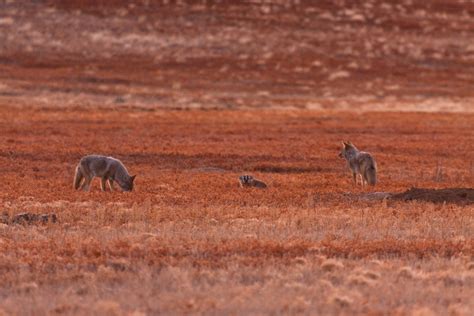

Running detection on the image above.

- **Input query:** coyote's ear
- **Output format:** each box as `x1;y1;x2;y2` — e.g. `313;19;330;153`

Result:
342;141;350;147
131;175;136;182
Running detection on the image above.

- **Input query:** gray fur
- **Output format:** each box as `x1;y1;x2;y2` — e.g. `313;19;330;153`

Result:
339;142;377;186
73;155;136;192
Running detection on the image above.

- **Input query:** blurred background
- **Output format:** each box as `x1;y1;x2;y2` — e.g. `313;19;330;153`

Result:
1;0;473;111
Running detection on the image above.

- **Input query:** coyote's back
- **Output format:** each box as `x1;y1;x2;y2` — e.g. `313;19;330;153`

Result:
357;152;377;186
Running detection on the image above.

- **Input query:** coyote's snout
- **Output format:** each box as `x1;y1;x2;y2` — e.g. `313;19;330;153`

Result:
73;155;136;192
239;175;267;189
339;141;377;186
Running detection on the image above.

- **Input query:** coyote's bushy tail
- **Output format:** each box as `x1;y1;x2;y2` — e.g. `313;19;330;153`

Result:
73;165;83;190
366;164;377;186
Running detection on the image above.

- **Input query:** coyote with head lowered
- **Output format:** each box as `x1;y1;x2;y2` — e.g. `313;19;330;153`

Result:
73;155;136;192
339;141;377;186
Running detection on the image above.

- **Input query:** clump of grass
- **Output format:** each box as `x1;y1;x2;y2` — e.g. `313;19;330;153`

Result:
321;259;344;272
363;270;381;280
347;274;375;287
329;294;353;308
398;266;417;279
293;256;308;265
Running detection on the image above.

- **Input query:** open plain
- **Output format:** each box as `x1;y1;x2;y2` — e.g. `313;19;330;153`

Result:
0;1;473;315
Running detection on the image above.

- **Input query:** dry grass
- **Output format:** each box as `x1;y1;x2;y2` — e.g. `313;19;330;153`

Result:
0;107;472;314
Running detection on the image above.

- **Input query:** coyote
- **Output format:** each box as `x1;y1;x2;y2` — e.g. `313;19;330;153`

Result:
339;141;377;186
239;175;267;188
73;155;136;192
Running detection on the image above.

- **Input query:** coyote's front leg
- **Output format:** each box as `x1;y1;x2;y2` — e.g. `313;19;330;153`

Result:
81;176;93;192
100;178;107;191
108;179;116;191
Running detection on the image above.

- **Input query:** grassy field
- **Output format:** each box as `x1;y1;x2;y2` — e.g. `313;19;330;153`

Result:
0;107;472;315
1;1;473;314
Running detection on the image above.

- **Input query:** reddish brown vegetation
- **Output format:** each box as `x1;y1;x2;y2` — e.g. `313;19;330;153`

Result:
0;1;473;314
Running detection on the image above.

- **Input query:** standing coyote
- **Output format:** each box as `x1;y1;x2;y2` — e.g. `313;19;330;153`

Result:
239;175;267;188
339;141;377;186
73;155;136;192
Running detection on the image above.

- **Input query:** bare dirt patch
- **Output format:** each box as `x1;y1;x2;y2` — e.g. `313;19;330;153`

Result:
391;187;474;205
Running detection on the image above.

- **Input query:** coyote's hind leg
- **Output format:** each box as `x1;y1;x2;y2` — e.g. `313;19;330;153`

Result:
364;173;370;187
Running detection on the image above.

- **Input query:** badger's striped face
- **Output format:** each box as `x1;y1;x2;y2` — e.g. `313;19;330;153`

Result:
239;175;254;184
